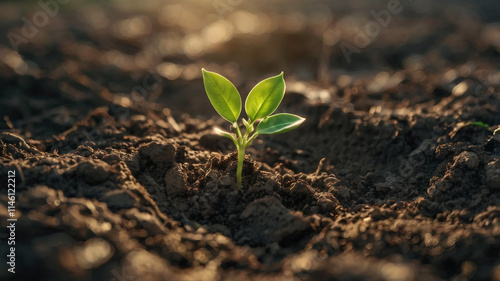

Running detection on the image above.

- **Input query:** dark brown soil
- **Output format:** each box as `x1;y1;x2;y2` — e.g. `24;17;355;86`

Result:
1;1;499;280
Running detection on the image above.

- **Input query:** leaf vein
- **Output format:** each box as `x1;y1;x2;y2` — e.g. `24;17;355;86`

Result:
252;80;281;120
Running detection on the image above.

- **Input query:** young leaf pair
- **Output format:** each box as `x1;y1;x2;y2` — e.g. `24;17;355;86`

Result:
202;69;305;188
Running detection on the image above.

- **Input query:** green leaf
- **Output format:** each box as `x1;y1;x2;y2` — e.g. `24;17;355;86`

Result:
464;121;489;128
214;127;237;146
256;113;305;135
202;68;241;123
245;72;285;122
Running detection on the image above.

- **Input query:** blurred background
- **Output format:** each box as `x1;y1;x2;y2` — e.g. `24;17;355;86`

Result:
0;0;499;138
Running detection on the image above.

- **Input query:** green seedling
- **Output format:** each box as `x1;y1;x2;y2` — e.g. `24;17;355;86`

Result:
464;121;489;128
202;69;305;189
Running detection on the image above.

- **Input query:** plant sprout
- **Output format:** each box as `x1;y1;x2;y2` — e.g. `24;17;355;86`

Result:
464;121;489;128
202;69;305;189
